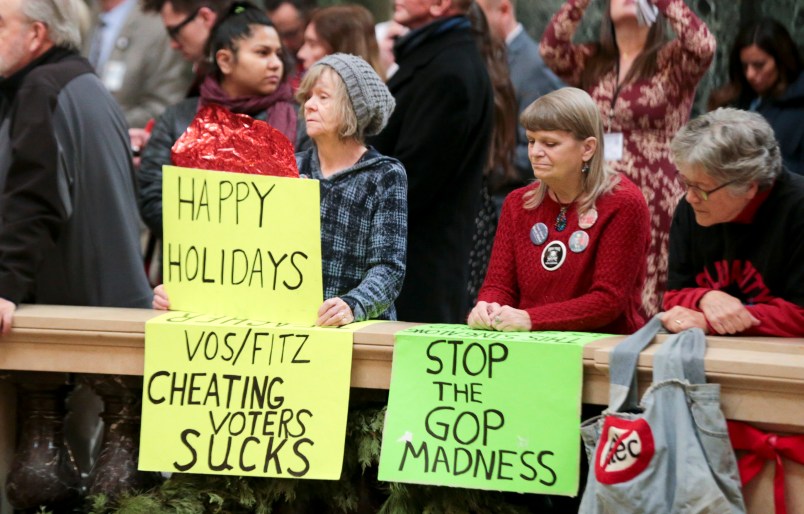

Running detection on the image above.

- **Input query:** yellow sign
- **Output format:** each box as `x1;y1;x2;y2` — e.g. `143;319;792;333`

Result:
162;166;323;325
139;312;355;479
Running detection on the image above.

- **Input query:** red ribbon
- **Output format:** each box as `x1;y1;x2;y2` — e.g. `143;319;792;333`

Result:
727;420;804;514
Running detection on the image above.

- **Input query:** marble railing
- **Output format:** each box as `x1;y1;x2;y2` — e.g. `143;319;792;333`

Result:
0;305;802;513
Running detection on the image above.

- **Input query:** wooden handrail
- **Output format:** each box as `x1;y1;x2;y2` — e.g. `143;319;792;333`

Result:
1;304;803;432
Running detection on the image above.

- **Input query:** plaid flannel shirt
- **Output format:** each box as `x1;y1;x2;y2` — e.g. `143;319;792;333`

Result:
297;146;407;321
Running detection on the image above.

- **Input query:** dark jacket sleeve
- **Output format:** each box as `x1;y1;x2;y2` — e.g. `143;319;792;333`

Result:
665;200;700;290
138;100;194;237
0;80;68;304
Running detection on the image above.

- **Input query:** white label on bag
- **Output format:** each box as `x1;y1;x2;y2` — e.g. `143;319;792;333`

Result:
599;426;643;471
594;417;655;484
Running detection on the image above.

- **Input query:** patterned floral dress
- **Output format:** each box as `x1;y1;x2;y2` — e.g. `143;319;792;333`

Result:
541;0;715;315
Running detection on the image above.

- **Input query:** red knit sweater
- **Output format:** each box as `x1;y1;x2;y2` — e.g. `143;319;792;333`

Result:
478;176;650;334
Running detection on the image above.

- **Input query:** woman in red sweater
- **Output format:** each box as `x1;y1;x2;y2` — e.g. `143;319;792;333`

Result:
468;87;650;334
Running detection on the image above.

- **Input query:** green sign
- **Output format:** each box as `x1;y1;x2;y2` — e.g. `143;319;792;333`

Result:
379;324;611;495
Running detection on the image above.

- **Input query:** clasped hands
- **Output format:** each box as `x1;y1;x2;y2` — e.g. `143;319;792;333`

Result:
660;290;759;335
467;301;531;332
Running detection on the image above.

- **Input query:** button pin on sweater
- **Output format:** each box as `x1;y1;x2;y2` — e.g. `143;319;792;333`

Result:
541;241;567;271
578;208;598;229
529;222;549;245
569;230;589;253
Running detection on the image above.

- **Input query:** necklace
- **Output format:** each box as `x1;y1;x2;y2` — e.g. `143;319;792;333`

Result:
553;192;581;232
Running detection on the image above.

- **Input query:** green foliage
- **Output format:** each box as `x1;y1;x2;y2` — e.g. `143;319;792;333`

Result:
350;407;385;471
86;406;555;514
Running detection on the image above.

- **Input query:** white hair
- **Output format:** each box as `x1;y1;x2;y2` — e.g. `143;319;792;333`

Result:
22;0;82;51
671;108;782;191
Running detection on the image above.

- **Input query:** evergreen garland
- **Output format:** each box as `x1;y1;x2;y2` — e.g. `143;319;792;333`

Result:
82;406;559;514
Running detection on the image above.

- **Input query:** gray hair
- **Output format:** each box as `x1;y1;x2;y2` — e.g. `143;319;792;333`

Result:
670;108;782;192
22;0;81;51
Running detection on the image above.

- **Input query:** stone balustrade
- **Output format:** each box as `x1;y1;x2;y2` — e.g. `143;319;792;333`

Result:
0;305;802;513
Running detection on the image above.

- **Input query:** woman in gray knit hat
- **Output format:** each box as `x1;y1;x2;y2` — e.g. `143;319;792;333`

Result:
295;53;408;326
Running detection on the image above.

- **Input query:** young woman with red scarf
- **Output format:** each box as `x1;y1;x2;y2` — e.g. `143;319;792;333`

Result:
138;1;297;241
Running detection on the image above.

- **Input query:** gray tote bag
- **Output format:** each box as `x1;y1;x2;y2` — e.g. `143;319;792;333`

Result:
579;316;746;514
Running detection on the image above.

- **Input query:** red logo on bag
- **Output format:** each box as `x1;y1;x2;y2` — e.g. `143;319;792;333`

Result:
594;417;655;484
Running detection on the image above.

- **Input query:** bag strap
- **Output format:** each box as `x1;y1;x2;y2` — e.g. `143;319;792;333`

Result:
607;315;664;412
652;327;707;384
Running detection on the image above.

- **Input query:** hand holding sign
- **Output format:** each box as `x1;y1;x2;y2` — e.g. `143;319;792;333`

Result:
316;297;354;327
153;284;170;310
154;286;356;328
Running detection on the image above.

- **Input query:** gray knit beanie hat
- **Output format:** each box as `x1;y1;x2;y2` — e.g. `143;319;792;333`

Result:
315;53;395;137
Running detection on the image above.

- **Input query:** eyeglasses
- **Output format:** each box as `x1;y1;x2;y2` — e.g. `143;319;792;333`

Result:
166;7;200;41
676;174;739;201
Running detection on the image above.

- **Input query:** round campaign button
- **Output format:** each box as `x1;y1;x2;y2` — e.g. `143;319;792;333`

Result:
529;222;549;246
541;241;567;271
569;230;590;253
578;208;599;229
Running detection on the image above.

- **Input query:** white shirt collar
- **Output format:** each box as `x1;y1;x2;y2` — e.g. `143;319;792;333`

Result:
506;23;524;46
94;0;136;71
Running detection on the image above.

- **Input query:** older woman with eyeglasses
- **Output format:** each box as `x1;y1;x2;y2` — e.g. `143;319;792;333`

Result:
661;108;804;337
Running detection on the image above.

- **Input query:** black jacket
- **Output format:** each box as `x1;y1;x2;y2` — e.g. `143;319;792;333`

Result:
139;97;198;237
741;72;804;176
370;16;494;323
0;47;150;307
666;170;804;336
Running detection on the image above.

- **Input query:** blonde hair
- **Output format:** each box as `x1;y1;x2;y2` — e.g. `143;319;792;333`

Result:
519;87;618;213
295;66;359;142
